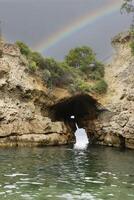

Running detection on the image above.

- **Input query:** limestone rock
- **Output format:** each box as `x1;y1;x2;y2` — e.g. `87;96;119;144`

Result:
0;43;74;147
86;33;134;149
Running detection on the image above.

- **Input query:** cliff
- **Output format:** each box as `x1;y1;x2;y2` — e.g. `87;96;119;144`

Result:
88;32;134;149
0;33;134;149
0;43;74;146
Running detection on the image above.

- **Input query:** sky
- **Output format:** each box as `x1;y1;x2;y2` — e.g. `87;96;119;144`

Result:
0;0;132;62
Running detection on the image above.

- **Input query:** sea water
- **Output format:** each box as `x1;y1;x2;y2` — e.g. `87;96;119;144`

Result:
0;142;133;199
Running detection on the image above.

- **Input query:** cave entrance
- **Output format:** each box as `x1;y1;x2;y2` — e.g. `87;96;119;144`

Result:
49;94;101;144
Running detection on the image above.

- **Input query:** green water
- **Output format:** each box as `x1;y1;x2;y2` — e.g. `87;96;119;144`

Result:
0;145;134;200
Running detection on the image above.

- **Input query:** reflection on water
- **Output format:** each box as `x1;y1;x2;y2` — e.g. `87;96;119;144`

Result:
0;145;134;200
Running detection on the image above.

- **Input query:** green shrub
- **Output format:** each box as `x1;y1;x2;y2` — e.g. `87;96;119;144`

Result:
95;62;105;77
89;65;104;80
43;69;51;82
30;52;45;69
56;62;74;85
80;61;104;80
69;79;92;94
15;41;107;95
43;58;62;87
65;46;96;68
65;46;105;84
28;60;37;72
16;41;31;57
130;41;134;55
42;59;74;87
92;79;108;94
89;71;102;80
43;69;52;88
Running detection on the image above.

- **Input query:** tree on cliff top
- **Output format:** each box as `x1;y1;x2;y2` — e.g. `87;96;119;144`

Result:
121;1;134;55
65;46;104;79
65;46;96;69
121;0;134;13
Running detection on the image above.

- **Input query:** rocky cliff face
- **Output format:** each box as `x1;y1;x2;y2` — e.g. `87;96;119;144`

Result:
0;33;134;149
86;32;134;149
0;43;74;147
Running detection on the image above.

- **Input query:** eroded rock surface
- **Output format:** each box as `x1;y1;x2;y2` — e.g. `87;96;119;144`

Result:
0;44;74;146
85;33;134;149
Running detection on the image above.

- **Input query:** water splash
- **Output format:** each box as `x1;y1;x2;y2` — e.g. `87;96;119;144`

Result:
74;123;89;150
70;116;89;149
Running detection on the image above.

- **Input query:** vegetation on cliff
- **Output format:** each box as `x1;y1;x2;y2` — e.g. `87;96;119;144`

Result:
121;0;134;55
16;41;107;94
121;0;134;13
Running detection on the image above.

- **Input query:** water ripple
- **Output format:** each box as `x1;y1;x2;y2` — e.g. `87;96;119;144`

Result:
0;146;133;200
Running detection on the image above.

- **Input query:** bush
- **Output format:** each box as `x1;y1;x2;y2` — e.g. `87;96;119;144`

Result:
28;60;37;72
89;65;104;80
42;69;52;88
89;71;102;80
16;41;45;71
65;46;96;68
95;62;105;77
30;52;45;69
43;69;51;82
69;79;92;94
91;79;108;94
80;61;104;80
65;47;105;81
16;41;31;57
56;62;74;85
130;41;134;55
42;58;74;87
15;41;108;95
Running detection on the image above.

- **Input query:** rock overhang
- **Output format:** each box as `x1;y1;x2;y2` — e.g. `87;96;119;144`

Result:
49;94;101;122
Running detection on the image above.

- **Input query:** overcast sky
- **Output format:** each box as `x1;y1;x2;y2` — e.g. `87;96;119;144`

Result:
0;0;132;61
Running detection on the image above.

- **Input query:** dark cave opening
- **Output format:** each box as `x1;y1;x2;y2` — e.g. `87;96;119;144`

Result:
49;94;101;135
48;94;125;148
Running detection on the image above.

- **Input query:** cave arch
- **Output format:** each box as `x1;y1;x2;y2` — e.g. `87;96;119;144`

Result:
49;94;101;121
47;94;125;148
49;94;103;139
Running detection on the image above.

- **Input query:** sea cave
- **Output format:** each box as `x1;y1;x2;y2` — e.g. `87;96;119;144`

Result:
49;94;103;144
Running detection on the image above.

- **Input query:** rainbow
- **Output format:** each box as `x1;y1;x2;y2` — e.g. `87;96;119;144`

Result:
35;0;122;53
